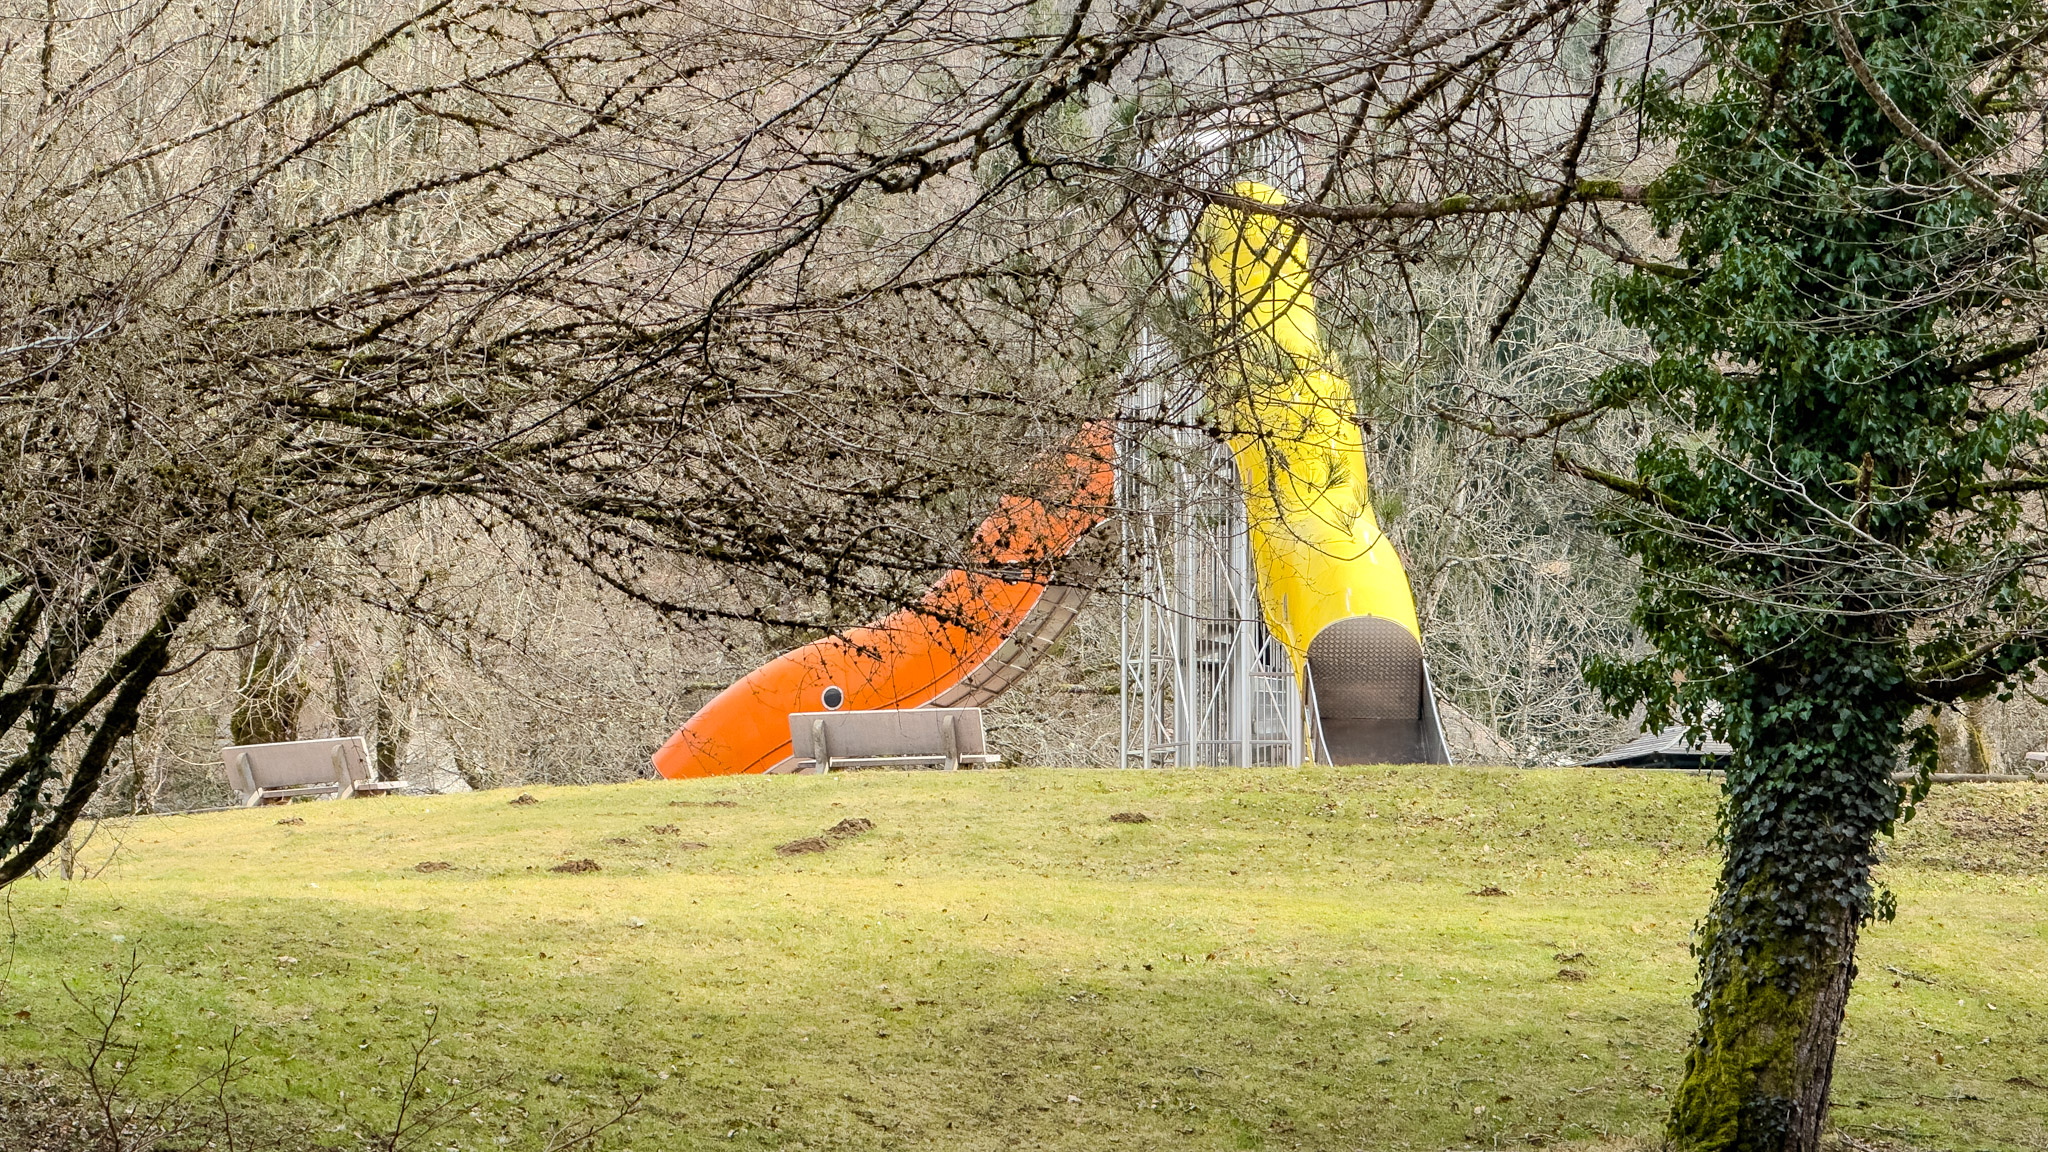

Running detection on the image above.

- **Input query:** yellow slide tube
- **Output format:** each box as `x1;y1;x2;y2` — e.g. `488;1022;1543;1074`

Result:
1198;182;1421;679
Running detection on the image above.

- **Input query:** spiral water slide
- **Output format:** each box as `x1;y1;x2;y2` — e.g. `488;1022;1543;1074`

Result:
651;185;1443;777
1202;182;1447;764
650;429;1115;778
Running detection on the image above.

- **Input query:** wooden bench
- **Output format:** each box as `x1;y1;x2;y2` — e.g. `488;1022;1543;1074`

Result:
785;708;1000;774
220;736;408;806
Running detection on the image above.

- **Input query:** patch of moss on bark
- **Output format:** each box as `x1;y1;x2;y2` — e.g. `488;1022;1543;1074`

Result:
1670;918;1813;1151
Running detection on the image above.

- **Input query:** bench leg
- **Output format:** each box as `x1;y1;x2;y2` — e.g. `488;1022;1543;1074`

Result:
237;752;262;805
333;744;359;799
941;714;960;772
812;718;833;774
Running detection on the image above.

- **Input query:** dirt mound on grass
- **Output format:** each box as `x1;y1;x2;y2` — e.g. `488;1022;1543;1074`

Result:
1109;812;1150;824
414;861;454;873
647;827;708;849
549;858;601;873
776;817;875;856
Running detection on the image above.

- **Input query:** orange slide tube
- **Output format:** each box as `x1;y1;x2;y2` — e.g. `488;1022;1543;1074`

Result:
651;426;1115;778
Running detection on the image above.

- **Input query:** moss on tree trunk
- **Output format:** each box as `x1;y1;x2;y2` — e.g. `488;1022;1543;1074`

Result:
1671;858;1862;1151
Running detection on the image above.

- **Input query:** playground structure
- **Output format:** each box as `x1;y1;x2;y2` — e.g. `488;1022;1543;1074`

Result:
650;184;1448;778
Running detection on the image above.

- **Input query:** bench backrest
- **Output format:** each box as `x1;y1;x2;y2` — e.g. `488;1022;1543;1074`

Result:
221;736;372;796
787;708;987;760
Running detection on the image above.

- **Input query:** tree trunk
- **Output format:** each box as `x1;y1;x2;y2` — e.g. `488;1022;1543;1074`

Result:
1670;879;1861;1152
231;617;305;747
375;648;411;782
1668;698;1900;1152
1935;701;2003;774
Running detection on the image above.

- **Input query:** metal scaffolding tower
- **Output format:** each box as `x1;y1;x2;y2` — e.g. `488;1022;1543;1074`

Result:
1116;360;1304;769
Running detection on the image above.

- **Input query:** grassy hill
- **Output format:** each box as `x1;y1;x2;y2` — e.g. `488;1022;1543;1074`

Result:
1;766;2043;1151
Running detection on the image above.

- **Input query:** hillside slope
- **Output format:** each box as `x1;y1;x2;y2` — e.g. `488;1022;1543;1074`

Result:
2;767;2043;1151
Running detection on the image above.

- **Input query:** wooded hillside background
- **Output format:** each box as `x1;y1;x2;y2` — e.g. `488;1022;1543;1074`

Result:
9;0;2043;837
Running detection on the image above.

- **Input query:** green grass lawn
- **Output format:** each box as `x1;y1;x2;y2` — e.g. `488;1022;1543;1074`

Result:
2;766;2043;1151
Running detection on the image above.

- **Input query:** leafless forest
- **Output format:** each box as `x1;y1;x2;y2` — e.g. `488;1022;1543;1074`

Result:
6;0;2042;844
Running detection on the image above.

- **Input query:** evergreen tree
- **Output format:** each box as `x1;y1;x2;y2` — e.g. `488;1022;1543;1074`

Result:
1581;2;2048;1148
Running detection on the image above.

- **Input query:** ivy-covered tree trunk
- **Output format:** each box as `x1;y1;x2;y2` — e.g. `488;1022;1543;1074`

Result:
1579;1;2048;1149
1671;648;1914;1152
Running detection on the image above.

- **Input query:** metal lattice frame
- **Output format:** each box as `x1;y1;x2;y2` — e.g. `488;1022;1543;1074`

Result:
1116;352;1304;769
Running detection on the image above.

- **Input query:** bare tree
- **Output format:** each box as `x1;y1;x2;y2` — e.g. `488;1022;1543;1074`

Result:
3;0;1676;875
0;0;1158;881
